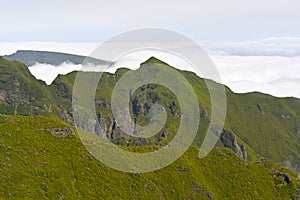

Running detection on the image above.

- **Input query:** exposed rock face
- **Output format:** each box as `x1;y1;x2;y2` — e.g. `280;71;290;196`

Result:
132;94;151;115
95;99;111;108
96;112;108;138
257;104;263;112
280;114;290;120
179;166;190;172
60;110;73;124
257;104;266;116
256;158;268;165
271;167;293;186
240;144;247;160
110;120;130;140
51;127;74;137
0;90;6;103
220;129;247;159
278;173;292;184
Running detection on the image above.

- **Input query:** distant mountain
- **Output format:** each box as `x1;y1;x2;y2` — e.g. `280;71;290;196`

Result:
4;50;109;66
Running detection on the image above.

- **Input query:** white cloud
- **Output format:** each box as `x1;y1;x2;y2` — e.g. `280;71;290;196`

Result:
202;37;300;57
28;62;108;85
28;62;82;85
3;37;300;99
209;54;300;98
197;37;300;98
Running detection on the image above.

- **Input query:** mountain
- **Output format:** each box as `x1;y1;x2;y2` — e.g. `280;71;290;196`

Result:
4;50;109;66
0;57;51;115
0;114;299;199
1;56;300;167
1;55;300;169
0;56;69;119
71;57;300;172
1;56;300;198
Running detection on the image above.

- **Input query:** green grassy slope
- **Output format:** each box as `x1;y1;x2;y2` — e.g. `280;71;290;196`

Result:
0;57;55;116
71;58;300;171
1;56;300;172
0;56;75;122
225;91;300;168
0;114;299;199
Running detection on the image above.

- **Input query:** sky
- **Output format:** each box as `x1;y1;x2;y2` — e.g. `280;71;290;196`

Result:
1;1;300;98
1;0;300;41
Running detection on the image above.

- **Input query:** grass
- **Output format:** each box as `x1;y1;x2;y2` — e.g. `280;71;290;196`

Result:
2;55;300;197
1;55;300;166
0;114;299;199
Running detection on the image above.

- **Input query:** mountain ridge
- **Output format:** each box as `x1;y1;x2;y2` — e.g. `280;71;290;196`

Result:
1;56;300;173
4;51;299;100
4;50;109;66
1;56;300;198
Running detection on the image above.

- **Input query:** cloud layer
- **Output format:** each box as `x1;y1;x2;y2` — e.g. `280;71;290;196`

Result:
200;37;300;98
2;38;300;98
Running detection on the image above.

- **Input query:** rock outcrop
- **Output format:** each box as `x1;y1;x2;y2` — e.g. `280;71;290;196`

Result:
51;127;74;137
220;129;247;159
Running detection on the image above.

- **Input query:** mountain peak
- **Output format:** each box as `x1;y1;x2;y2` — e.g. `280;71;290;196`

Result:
141;56;170;66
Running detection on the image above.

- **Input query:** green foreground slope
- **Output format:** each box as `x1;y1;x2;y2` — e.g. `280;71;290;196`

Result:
0;114;299;199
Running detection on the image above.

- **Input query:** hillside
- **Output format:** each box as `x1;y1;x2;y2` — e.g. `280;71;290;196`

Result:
0;114;299;199
1;56;300;173
0;57;67;119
